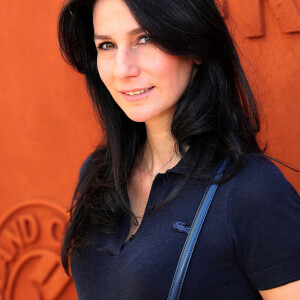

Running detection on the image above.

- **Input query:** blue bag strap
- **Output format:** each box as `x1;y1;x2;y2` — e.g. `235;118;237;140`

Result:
167;158;229;300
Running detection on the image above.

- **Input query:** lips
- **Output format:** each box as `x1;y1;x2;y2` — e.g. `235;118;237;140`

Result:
120;86;155;101
119;86;154;94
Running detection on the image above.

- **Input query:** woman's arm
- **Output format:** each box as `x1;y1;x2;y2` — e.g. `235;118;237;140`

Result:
259;280;300;299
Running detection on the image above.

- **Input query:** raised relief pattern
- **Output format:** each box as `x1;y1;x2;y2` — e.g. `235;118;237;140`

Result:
219;0;300;37
0;200;72;300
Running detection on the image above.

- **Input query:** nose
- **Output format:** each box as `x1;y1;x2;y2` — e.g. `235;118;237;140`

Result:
113;47;140;79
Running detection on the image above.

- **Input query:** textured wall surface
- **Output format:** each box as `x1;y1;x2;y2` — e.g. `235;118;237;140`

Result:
0;0;299;299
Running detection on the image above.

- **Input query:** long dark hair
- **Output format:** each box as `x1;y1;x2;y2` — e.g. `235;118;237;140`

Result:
58;0;264;274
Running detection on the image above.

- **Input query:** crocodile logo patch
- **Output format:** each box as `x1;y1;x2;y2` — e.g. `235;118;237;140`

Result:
173;222;190;235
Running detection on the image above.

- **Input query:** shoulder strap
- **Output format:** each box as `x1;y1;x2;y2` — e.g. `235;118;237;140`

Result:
167;158;229;300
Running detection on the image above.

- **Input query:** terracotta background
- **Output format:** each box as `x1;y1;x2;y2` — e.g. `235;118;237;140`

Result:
0;0;299;299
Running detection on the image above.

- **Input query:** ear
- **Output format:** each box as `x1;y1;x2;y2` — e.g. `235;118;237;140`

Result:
194;59;201;65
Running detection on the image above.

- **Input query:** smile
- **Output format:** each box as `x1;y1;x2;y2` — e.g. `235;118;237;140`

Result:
124;87;153;95
121;86;154;101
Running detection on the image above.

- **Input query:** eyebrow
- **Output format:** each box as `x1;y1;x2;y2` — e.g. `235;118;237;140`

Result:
94;27;145;40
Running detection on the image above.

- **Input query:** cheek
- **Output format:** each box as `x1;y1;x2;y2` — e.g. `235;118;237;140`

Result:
151;53;193;82
157;59;193;92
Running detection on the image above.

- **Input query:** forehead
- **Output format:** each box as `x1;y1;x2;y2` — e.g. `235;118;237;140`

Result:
93;0;139;34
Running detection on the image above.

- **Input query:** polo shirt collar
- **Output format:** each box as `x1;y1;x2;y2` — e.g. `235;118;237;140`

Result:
166;144;212;179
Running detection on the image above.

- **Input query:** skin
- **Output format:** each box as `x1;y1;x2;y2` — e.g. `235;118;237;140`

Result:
93;0;300;297
93;0;196;124
259;281;300;299
93;0;197;175
93;0;194;243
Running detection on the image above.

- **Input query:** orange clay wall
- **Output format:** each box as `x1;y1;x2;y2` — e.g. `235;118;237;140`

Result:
0;0;299;299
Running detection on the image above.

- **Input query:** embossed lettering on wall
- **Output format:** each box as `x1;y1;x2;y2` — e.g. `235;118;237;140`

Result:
0;201;71;300
218;0;300;37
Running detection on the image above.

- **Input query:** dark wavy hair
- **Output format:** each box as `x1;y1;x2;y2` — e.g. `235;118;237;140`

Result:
58;0;265;274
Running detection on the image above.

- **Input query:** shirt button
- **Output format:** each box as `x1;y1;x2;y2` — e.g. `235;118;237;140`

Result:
148;204;155;211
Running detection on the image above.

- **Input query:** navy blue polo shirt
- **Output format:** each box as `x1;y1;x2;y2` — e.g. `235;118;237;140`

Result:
71;149;300;299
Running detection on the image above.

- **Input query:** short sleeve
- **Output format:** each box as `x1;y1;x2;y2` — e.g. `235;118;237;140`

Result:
226;157;300;290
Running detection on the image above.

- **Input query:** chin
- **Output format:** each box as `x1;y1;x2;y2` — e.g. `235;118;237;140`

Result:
121;107;156;123
124;106;175;124
125;114;153;123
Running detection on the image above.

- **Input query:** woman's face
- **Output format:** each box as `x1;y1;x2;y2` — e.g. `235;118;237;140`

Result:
93;0;196;124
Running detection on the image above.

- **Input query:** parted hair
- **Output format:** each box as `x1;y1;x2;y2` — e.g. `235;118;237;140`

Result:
58;0;265;274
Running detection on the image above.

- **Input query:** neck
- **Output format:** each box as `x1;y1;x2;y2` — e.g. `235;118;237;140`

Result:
138;115;181;176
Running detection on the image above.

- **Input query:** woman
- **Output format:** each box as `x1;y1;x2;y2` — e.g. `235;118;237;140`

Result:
58;0;300;299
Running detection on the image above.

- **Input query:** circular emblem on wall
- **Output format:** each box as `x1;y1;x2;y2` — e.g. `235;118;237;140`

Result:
0;200;76;300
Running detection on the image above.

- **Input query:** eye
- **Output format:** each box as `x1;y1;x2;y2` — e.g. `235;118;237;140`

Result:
97;42;115;50
138;35;151;44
